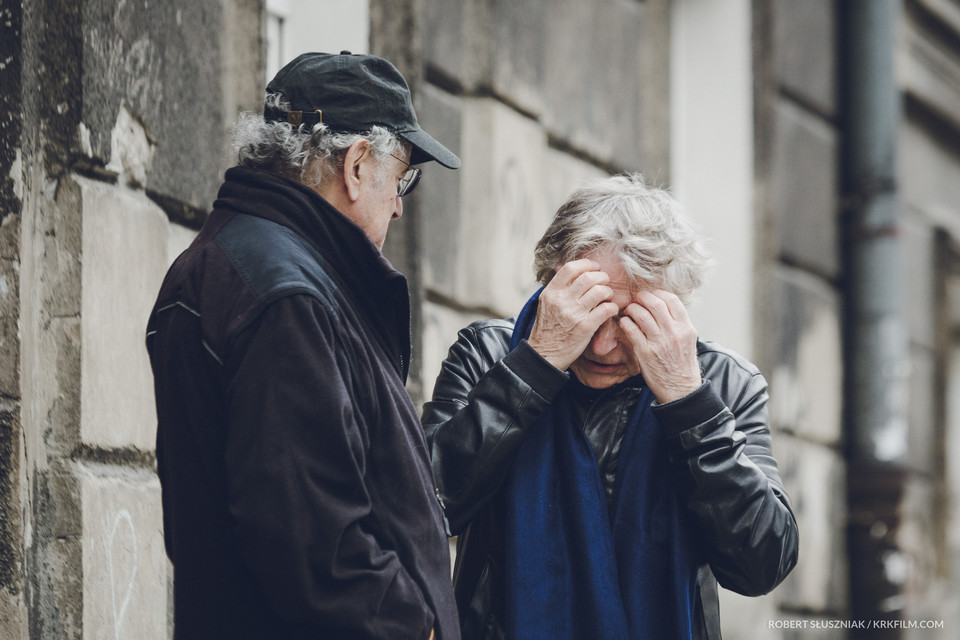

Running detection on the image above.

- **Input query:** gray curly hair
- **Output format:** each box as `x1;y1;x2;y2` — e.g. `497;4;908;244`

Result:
533;174;713;304
231;93;406;189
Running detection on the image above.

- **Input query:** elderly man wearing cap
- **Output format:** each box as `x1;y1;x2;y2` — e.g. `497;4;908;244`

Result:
146;52;460;640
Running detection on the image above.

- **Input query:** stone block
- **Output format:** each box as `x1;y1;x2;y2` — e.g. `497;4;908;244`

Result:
771;99;839;278
490;0;548;118
104;105;155;190
35;537;84;640
79;464;166;640
79;177;169;450
417;83;464;176
905;345;937;474
0;591;25;640
82;0;227;211
901;13;960;136
423;0;661;170
775;435;848;614
417;98;609;321
538;0;648;169
167;222;196;268
774;0;837;116
901;219;936;349
43;461;83;540
0;212;19;260
422;0;492;91
0;258;19;319
900;120;960;233
421;301;489;404
431;98;550;316
0;317;17;398
539;148;609;220
412;85;464;296
32;317;82;454
718;589;780;639
897;476;943;625
767;267;843;446
39;176;84;319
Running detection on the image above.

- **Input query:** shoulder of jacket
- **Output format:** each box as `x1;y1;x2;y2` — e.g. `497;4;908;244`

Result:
697;339;763;378
214;213;339;310
461;318;515;336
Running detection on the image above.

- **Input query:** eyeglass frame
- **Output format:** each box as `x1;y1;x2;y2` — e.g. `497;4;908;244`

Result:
389;152;422;197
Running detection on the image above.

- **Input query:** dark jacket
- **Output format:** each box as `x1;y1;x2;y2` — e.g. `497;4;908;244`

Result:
146;167;459;640
422;319;798;640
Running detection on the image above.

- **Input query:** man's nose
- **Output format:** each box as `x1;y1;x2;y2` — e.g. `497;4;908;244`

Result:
589;318;619;356
392;194;403;220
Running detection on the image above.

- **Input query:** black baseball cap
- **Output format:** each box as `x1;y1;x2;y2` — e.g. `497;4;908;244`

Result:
265;51;461;169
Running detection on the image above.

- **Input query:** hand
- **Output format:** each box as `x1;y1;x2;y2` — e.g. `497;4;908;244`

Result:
619;289;701;403
428;629;435;640
527;259;620;371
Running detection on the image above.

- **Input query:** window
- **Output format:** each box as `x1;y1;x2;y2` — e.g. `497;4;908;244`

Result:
266;0;289;81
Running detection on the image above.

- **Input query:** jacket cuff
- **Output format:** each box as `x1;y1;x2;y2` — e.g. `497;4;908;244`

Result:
651;379;727;438
503;340;570;401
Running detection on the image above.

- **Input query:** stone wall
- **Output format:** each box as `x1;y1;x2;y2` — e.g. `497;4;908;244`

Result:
897;1;960;636
6;1;960;638
3;0;263;637
712;1;847;637
389;0;673;402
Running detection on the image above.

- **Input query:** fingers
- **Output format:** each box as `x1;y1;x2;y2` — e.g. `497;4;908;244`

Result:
543;260;612;316
634;289;689;324
549;258;604;288
578;280;614;311
623;302;659;338
618;313;647;348
651;289;690;323
589;300;620;326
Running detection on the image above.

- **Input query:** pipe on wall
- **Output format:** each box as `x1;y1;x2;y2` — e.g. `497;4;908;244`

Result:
840;0;910;634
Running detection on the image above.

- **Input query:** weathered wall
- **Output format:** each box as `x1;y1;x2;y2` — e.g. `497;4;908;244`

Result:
7;0;960;638
714;1;847;637
897;0;960;635
0;0;25;635
740;0;960;638
4;0;263;638
383;0;673;403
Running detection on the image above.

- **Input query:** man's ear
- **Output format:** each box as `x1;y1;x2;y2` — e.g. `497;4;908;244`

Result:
341;139;369;203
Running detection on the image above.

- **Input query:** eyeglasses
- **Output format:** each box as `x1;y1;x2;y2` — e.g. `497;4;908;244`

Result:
389;153;422;197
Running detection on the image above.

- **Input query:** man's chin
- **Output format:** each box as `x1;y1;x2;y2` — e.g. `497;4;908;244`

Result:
570;364;629;390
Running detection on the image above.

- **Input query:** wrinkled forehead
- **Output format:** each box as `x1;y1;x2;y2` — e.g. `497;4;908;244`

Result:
579;247;651;297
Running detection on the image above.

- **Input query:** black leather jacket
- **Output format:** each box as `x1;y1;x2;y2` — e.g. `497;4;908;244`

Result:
422;319;799;640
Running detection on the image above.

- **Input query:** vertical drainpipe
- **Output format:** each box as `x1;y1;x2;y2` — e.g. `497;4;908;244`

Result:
840;0;910;635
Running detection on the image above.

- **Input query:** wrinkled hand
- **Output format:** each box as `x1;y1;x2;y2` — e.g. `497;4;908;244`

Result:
528;259;619;371
619;289;701;403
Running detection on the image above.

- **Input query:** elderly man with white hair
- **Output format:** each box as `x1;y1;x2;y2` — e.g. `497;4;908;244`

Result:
148;52;460;640
423;174;799;640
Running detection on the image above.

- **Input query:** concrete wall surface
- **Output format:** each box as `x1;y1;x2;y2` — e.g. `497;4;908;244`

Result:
3;0;261;637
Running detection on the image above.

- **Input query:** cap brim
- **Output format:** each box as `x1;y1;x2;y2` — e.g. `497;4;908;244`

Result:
399;129;461;169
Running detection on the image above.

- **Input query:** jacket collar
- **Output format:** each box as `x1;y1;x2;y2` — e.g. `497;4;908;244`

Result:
213;166;411;380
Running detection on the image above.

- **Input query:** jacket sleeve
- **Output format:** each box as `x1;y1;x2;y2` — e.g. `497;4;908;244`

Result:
652;348;799;596
222;294;433;639
422;323;568;534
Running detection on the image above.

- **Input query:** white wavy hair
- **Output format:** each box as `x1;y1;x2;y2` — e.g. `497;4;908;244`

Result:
231;93;406;189
533;174;713;304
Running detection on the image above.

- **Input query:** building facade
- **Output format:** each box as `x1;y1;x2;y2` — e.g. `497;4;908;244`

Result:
2;0;960;637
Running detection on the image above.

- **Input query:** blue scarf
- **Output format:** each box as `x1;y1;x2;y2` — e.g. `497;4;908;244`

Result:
503;290;701;639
